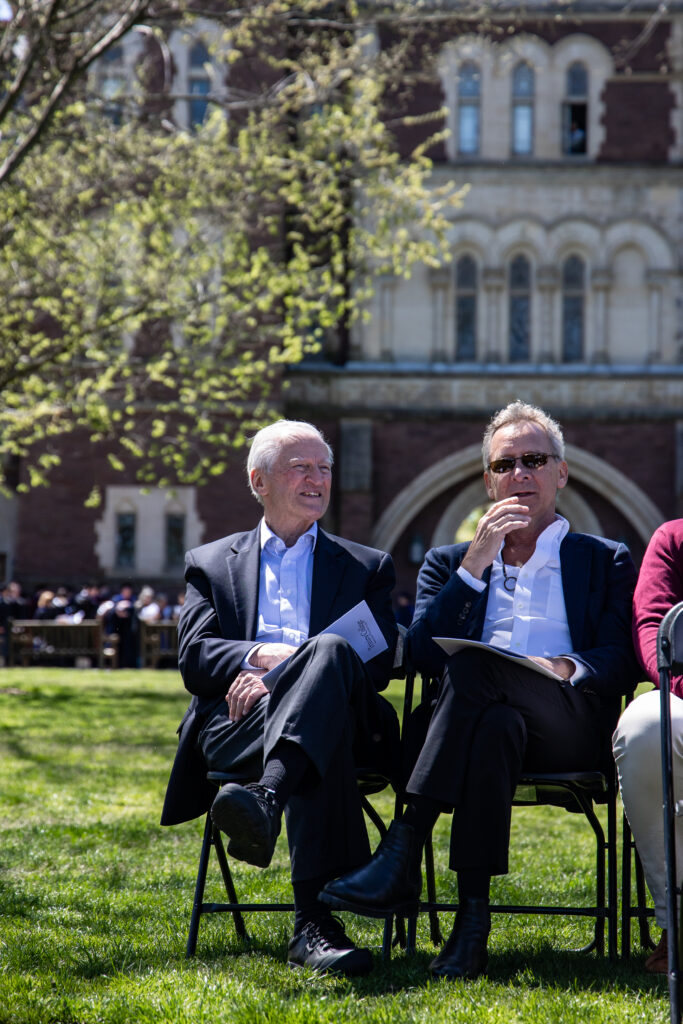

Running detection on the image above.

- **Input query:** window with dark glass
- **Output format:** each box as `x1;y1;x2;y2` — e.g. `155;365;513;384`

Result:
455;255;477;360
512;62;534;156
458;62;480;156
189;41;210;128
165;514;186;570
101;45;125;125
509;255;531;361
562;255;585;362
115;512;136;569
562;62;588;156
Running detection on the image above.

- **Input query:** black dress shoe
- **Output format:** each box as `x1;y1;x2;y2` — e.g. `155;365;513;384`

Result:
429;898;491;981
319;820;422;918
287;915;373;976
210;782;281;868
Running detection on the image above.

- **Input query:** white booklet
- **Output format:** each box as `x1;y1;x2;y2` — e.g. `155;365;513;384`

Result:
433;636;564;681
263;600;388;690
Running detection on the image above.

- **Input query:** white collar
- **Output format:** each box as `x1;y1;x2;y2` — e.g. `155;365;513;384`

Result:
495;514;569;570
259;518;318;553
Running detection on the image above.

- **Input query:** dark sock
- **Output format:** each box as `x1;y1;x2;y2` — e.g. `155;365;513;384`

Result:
401;795;442;848
457;868;491;904
293;875;333;934
259;740;311;810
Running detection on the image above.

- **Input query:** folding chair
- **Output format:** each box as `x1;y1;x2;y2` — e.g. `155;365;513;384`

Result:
619;687;655;961
656;601;683;1023
185;628;414;960
410;672;627;960
185;768;398;958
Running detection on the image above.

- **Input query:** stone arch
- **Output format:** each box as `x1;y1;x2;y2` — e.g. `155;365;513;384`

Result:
432;477;602;547
372;443;664;554
548;218;600;266
497;218;546;264
604;220;674;270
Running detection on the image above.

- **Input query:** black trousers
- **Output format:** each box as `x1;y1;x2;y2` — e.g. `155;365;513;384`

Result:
197;633;399;882
406;648;604;875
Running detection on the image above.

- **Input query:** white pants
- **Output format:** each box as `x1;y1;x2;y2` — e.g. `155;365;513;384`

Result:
613;689;683;927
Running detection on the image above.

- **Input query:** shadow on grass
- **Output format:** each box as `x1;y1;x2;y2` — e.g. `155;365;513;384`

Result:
172;931;668;999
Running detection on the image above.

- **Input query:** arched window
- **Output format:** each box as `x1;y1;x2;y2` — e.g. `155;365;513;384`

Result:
509;255;531;361
563;61;588;156
455;255;477;360
189;41;210;128
562;255;585;362
457;62;480;155
512;61;534;156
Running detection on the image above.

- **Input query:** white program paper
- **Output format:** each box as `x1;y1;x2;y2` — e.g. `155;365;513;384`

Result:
262;601;389;690
320;600;389;663
433;636;564;681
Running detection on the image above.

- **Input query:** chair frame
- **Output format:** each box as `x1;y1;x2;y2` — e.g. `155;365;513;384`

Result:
409;670;650;961
186;771;399;958
185;630;415;961
656;600;683;1024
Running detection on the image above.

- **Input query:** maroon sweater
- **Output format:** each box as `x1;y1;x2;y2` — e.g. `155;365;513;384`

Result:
633;519;683;698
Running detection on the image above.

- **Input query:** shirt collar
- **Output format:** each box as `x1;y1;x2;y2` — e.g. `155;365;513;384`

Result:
495;514;569;569
260;518;318;554
535;515;570;564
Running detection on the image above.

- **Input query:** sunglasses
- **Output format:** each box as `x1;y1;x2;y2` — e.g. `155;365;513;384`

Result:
488;452;561;474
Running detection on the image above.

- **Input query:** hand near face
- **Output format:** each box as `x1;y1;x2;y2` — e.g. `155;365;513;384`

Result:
460;497;532;580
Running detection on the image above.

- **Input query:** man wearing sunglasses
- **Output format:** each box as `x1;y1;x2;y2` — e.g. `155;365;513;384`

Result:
322;400;641;980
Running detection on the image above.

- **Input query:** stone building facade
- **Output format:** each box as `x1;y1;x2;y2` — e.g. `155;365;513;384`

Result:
3;2;683;602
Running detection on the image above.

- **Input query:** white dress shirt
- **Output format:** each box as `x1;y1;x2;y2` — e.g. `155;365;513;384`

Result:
457;516;576;672
242;519;317;668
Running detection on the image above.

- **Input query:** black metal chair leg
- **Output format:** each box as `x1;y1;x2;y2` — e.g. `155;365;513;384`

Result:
405;913;418;954
607;777;618;960
381;915;394;959
212;825;249;940
186;814;214;957
424;832;444;946
621;813;633;959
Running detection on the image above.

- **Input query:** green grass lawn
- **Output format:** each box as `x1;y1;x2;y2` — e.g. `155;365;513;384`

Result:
0;669;670;1023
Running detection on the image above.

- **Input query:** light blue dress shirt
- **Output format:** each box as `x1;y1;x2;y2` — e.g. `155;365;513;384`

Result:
242;520;318;669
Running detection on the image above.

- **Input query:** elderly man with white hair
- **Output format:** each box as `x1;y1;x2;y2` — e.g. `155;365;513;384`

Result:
161;420;399;976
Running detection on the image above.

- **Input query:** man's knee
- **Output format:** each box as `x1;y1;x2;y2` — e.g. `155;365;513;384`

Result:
475;703;527;758
613;691;661;768
300;633;360;682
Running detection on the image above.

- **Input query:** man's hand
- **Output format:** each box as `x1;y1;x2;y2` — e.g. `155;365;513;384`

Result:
226;670;269;722
527;655;575;680
460;497;531;579
249;642;298;671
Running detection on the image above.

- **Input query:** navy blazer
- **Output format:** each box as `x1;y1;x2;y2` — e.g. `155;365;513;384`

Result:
407;533;641;699
161;526;398;826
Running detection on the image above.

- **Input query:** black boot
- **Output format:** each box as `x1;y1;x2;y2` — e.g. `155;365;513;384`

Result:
319;821;422;918
429;898;491;980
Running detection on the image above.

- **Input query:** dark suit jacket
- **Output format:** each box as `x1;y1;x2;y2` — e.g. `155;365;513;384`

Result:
161;525;398;826
407;532;641;699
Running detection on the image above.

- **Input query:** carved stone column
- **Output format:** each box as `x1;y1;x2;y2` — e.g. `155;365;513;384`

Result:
338;419;374;543
429;268;451;363
590;267;613;364
646;269;667;363
482;267;505;362
536;265;559;363
378;275;397;362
